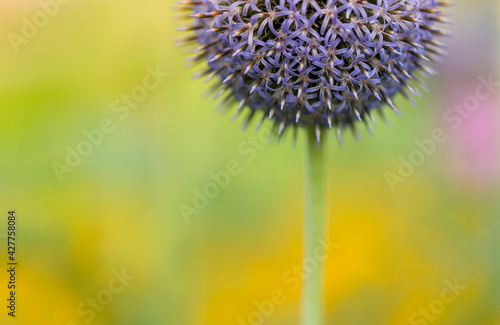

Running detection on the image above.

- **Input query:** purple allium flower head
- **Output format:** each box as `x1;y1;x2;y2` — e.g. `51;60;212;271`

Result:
178;0;453;143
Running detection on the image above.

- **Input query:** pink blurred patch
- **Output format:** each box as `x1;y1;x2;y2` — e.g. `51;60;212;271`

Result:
445;92;500;193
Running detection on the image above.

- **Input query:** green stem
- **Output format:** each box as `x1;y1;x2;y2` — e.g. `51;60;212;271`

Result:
300;127;328;325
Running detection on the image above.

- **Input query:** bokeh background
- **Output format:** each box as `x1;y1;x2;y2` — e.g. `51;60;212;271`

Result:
0;0;499;324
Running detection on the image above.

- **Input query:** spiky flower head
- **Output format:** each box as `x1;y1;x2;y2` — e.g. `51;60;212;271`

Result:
178;0;453;143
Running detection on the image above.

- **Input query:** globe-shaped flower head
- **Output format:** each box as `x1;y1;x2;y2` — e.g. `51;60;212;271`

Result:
178;0;453;143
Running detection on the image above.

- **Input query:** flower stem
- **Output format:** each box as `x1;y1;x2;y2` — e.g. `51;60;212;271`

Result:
300;127;328;325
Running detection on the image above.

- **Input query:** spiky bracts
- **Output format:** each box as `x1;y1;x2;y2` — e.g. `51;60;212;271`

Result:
178;0;453;144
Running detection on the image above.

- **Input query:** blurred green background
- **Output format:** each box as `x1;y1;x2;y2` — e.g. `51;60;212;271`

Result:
0;0;499;324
